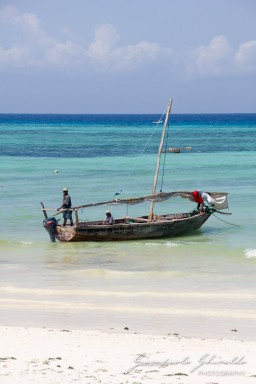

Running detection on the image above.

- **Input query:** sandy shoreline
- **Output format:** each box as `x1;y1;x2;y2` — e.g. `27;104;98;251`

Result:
1;326;255;383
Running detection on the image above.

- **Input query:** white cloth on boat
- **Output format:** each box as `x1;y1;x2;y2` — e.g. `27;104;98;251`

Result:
200;192;214;206
200;191;228;210
179;191;228;209
210;195;228;209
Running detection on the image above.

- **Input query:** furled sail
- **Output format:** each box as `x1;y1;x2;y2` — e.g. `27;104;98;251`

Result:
71;191;228;210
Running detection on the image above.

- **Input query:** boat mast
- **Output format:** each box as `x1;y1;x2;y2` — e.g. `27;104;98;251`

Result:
148;97;173;221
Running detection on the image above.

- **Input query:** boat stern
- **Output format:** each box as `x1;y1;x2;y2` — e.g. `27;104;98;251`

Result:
54;225;77;242
43;217;58;242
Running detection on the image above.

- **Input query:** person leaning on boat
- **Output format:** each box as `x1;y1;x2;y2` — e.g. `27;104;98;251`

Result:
192;190;215;212
103;210;114;225
57;187;74;226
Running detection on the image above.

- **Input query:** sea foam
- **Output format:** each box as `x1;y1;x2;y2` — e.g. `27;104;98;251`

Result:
245;249;256;258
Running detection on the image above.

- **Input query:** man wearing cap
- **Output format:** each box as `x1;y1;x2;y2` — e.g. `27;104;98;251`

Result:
57;187;73;226
103;210;114;225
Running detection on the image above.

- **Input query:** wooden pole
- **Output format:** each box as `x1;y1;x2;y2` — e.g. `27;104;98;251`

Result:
74;209;79;226
40;202;48;219
148;98;173;221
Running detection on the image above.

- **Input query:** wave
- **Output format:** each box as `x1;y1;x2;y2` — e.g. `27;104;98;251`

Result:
145;241;179;247
1;297;256;320
245;249;256;258
2;286;256;299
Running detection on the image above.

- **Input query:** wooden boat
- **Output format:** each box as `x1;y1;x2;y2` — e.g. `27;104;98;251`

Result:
41;98;229;242
162;146;192;153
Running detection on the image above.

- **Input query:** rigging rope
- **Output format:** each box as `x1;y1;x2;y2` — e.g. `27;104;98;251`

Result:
114;107;167;199
159;119;170;192
213;213;240;226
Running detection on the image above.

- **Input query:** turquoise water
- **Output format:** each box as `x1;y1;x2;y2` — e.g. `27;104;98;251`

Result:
0;113;256;338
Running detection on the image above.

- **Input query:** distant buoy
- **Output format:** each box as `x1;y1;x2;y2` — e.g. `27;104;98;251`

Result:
54;170;59;173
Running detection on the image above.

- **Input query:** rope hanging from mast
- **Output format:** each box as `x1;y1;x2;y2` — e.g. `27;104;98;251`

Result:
113;107;167;199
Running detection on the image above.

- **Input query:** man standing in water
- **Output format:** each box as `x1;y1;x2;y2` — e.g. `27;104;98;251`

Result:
57;187;73;226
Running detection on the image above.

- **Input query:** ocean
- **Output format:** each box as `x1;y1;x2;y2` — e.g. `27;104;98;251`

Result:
0;112;256;339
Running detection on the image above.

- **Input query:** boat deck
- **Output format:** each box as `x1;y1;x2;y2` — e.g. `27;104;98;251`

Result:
75;213;191;227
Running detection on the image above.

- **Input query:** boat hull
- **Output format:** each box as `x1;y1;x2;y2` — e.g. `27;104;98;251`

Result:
52;212;212;242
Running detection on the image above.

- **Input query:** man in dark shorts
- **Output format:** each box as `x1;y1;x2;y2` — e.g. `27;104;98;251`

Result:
57;187;74;226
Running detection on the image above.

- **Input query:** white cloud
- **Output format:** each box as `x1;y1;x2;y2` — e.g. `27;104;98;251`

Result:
116;41;172;70
0;5;255;77
0;6;171;71
183;35;256;78
0;4;40;35
88;24;120;61
45;41;86;67
88;24;171;70
0;5;55;67
0;45;32;67
184;35;233;77
234;40;256;73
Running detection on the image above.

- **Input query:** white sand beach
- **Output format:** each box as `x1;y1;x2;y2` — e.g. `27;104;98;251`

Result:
1;326;255;384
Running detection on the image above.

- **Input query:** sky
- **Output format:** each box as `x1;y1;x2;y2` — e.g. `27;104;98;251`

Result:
0;0;256;113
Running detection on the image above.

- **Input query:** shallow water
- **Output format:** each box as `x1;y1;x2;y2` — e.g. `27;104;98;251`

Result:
0;113;256;338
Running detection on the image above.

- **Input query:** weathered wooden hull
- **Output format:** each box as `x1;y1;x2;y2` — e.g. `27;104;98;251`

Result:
52;212;212;242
